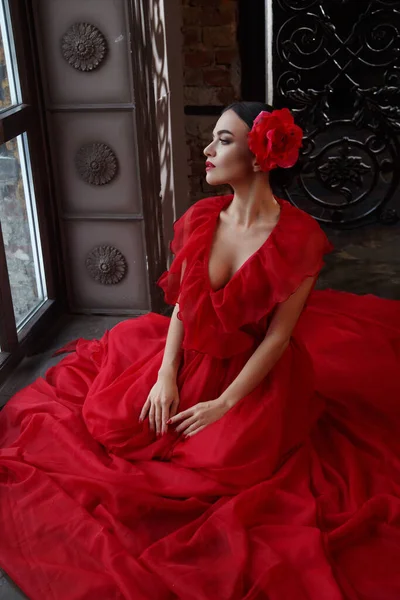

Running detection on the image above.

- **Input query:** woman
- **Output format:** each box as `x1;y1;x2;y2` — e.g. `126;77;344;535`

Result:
1;101;400;600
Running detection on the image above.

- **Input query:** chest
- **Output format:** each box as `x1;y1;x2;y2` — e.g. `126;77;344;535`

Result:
207;219;276;292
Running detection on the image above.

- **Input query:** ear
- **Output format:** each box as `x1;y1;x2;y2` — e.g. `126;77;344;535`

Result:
252;156;262;173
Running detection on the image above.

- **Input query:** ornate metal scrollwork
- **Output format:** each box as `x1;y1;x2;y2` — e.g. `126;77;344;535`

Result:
274;0;400;226
317;140;371;195
86;246;127;285
61;23;107;72
75;142;118;186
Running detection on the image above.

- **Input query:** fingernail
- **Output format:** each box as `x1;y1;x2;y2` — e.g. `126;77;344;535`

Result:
166;419;172;424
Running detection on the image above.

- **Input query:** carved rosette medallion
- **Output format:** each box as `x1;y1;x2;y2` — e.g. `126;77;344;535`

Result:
61;23;107;72
75;142;118;186
86;246;127;285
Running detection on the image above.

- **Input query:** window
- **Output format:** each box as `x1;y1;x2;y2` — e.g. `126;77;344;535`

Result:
0;0;61;382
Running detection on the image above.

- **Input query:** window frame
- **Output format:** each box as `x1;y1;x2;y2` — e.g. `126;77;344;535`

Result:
0;0;64;384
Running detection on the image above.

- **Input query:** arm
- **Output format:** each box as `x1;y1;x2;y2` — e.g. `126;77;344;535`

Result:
158;303;185;378
139;304;184;435
220;275;316;409
160;258;187;378
169;276;316;437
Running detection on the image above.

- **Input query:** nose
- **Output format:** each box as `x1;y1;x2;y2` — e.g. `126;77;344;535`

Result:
203;140;216;158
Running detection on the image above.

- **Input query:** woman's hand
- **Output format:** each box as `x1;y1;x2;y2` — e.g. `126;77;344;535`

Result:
168;398;229;438
139;372;180;436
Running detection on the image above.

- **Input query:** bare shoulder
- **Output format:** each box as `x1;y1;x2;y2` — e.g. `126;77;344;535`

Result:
189;194;231;215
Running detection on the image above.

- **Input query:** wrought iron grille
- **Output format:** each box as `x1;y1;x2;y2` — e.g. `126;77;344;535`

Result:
273;0;400;227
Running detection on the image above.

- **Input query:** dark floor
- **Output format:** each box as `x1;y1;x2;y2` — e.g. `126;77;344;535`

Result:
0;314;127;599
318;223;400;300
0;314;127;408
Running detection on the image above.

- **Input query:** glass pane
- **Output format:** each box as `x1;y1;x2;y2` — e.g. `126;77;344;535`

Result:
0;135;47;328
0;0;20;111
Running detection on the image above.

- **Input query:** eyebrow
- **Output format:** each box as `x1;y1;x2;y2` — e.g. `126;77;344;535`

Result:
213;129;234;137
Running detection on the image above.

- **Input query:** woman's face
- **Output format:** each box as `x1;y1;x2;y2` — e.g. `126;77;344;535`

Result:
203;109;256;187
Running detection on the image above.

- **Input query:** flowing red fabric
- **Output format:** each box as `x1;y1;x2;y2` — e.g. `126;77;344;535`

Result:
1;195;400;600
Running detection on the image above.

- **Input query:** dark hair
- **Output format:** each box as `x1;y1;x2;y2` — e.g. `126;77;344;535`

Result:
222;101;301;193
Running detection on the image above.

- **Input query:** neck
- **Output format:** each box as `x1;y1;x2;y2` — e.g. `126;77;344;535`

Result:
228;174;279;227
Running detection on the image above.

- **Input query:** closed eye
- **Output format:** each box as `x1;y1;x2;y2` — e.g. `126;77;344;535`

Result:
210;136;231;145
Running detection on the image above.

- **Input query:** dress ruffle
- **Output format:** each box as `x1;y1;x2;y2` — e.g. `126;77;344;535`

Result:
157;195;333;358
157;197;220;307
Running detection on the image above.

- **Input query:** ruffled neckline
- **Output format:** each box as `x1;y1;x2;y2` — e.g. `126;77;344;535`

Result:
157;193;333;357
204;194;285;294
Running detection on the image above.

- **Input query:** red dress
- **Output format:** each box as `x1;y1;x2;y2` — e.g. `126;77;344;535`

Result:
1;194;400;600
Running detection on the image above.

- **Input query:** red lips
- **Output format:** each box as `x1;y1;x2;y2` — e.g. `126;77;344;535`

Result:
205;161;215;170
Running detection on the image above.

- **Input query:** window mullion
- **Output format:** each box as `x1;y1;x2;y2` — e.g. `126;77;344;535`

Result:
0;103;33;144
0;220;17;352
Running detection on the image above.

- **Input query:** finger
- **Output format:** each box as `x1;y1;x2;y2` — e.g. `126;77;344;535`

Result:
175;415;197;434
186;425;206;438
149;404;155;431
155;403;162;436
183;420;203;436
161;402;168;435
169;397;180;419
168;407;193;425
139;398;150;422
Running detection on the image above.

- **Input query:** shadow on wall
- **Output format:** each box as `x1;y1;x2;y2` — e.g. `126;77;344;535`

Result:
148;0;175;263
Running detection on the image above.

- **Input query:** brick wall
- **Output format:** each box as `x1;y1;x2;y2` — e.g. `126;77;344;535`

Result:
181;0;241;202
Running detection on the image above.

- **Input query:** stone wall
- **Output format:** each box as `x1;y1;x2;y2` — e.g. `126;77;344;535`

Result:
181;0;240;203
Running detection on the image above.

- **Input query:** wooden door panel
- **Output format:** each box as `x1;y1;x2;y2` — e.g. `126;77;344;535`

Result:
33;0;155;314
35;0;133;106
65;220;149;313
50;111;142;215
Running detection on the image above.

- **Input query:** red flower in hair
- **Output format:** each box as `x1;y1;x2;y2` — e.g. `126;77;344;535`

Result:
248;108;303;172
